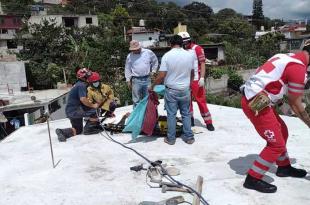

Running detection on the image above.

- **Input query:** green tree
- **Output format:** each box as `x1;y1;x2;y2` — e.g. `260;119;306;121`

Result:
181;2;213;37
252;0;264;29
111;5;132;34
1;0;34;15
183;1;213;19
217;17;255;40
17;20;71;89
216;8;240;19
255;32;285;59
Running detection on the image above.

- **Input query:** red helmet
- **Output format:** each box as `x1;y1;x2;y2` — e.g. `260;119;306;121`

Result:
76;68;92;79
88;72;101;83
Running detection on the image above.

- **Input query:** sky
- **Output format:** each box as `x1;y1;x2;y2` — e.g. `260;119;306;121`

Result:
159;0;310;20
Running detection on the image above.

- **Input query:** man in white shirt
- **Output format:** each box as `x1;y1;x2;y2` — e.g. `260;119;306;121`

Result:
125;40;158;107
151;35;195;145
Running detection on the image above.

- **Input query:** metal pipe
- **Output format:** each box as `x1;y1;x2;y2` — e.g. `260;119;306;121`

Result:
46;113;56;168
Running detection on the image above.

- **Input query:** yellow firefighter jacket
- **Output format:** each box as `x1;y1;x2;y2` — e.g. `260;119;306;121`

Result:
87;84;116;111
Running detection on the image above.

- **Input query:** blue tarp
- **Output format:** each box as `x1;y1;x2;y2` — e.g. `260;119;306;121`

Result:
122;85;166;140
154;85;165;96
122;95;148;139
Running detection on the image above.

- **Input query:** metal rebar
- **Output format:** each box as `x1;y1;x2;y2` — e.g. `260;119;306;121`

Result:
46;115;56;168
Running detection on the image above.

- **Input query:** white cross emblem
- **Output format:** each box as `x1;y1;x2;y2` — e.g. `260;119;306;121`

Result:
264;130;275;142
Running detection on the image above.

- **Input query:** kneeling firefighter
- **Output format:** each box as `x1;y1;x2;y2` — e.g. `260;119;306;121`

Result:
55;68;103;142
87;72;118;118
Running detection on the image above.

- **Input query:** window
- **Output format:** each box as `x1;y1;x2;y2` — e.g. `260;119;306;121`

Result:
7;40;17;49
86;17;92;24
1;29;8;34
63;17;77;27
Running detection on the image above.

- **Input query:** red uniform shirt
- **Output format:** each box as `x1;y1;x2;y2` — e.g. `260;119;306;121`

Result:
189;43;205;71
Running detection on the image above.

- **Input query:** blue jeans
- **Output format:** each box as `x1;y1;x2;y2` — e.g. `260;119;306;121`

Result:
132;76;151;107
164;88;193;141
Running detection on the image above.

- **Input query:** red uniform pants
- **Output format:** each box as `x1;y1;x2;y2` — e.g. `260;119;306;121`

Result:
190;80;212;124
241;96;291;179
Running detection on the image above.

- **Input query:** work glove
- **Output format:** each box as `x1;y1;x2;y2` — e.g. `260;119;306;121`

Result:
198;77;205;87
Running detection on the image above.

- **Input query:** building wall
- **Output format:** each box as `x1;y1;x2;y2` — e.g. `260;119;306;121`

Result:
28;15;98;28
218;47;225;61
132;32;160;48
0;62;26;94
173;23;187;34
0;16;22;29
0;40;7;49
77;16;99;27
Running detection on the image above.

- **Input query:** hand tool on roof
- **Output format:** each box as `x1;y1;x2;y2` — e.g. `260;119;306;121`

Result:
138;195;185;205
161;185;192;193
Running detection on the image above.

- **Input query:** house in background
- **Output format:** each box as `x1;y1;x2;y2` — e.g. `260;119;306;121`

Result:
173;22;187;34
127;24;165;48
279;23;307;39
34;0;68;5
278;22;309;52
0;15;23;53
28;14;98;28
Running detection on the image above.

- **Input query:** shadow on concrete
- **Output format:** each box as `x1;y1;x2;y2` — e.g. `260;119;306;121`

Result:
193;118;205;127
228;154;275;183
228;154;299;183
126;135;159;144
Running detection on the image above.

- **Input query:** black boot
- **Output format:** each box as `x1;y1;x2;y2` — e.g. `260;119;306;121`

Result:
83;121;103;135
243;174;277;193
206;123;215;131
276;165;307;178
56;128;73;142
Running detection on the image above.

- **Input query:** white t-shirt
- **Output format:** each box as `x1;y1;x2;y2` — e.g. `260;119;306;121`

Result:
159;47;195;90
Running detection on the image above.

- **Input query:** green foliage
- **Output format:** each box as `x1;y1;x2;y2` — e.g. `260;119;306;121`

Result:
255;32;285;59
252;0;264;29
183;1;213;19
17;20;71;88
223;41;266;69
210;67;227;79
227;72;244;92
217;17;255;40
110;5;132;33
216;8;241;19
206;93;242;108
1;0;34;15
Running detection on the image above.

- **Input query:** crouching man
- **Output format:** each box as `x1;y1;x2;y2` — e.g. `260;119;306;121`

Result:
87;72;118;118
241;40;310;193
151;35;195;145
55;68;102;142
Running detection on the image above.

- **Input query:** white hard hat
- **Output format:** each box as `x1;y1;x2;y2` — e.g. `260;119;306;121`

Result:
178;31;191;42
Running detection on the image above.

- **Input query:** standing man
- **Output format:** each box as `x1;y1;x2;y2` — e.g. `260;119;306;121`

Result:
241;40;310;193
125;40;158;107
151;35;195;145
178;32;215;131
55;68;102;142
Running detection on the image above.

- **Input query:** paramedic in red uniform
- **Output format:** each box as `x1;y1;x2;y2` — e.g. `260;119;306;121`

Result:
178;32;215;131
241;40;310;193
